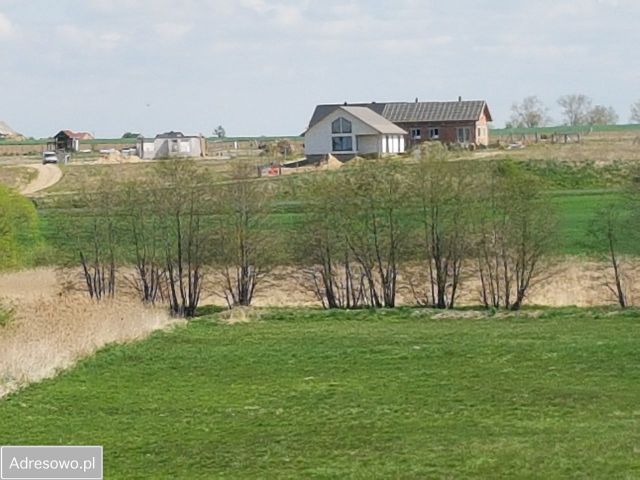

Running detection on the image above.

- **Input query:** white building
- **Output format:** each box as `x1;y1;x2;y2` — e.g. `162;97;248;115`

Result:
137;132;206;160
302;105;407;162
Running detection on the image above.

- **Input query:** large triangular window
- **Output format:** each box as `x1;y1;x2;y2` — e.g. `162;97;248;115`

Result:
331;117;352;134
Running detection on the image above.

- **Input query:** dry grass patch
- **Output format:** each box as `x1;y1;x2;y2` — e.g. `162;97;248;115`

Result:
217;307;263;325
0;166;37;190
0;296;181;398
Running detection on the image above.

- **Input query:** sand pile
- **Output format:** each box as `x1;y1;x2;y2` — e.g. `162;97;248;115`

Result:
95;151;144;164
326;155;344;170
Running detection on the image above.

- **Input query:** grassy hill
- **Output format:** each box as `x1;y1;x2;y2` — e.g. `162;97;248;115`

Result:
1;308;639;478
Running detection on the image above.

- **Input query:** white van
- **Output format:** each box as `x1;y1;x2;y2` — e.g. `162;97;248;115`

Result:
42;151;58;164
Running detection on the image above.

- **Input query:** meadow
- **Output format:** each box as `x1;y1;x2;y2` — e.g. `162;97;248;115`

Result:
33;187;632;259
1;134;640;478
1;308;640;478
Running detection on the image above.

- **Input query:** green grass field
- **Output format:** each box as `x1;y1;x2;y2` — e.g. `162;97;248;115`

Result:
35;189;628;260
1;308;640;478
28;153;639;262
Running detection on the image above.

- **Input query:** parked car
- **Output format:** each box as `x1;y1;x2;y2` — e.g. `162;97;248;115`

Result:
42;151;58;164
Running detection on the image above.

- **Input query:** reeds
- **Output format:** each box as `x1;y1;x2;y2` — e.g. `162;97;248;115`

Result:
0;296;180;398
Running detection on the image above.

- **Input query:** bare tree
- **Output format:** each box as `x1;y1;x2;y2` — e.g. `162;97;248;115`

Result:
296;172;368;309
558;94;592;126
587;105;619;126
213;160;277;308
409;144;473;309
630;100;640;123
508;96;550;128
154;160;214;318
474;162;556;311
119;181;167;305
588;202;629;308
74;180;120;301
341;159;408;308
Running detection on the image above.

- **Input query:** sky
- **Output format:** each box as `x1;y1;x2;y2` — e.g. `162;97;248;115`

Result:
0;0;639;138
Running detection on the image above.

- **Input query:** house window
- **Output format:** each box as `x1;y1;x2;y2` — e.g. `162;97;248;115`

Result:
179;140;191;153
429;128;440;139
411;128;421;140
332;117;352;134
457;127;471;143
332;136;353;152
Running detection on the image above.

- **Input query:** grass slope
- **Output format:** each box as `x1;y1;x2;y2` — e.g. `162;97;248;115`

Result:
36;189;628;259
1;308;640;478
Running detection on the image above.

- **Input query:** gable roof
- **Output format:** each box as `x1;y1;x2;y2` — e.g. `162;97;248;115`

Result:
156;131;185;139
55;130;94;140
155;131;202;139
381;101;491;123
307;100;491;131
340;106;407;135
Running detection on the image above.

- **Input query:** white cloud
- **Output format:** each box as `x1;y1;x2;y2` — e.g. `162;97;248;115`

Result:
55;24;126;52
1;0;639;135
272;5;304;27
153;22;193;41
0;12;13;37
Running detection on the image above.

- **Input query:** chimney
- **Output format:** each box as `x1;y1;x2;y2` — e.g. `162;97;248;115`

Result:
458;96;462;102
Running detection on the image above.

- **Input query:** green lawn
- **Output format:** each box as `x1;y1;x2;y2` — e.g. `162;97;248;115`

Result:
2;308;640;478
552;191;627;255
36;189;628;261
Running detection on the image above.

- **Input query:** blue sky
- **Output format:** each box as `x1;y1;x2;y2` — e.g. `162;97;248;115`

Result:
0;0;638;138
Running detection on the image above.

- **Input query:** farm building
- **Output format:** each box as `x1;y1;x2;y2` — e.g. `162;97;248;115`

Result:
136;132;206;160
302;105;407;162
303;98;492;160
52;130;94;152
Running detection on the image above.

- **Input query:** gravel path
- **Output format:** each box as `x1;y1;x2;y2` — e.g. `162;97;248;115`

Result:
20;164;63;195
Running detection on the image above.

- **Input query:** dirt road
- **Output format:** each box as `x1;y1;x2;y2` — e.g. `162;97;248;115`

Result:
20;164;63;195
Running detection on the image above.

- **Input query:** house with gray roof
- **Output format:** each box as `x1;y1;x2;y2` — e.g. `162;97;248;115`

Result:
303;98;492;160
302;105;408;162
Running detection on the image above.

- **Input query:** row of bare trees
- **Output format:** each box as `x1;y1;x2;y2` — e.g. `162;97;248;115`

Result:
297;145;556;311
77;143;640;317
69;148;559;316
69;160;275;317
508;94;627;128
67;147;640;315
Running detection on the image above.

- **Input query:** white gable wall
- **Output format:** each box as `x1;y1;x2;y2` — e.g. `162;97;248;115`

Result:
304;109;380;156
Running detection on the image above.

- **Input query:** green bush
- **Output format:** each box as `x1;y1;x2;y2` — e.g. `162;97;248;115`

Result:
0;185;42;270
